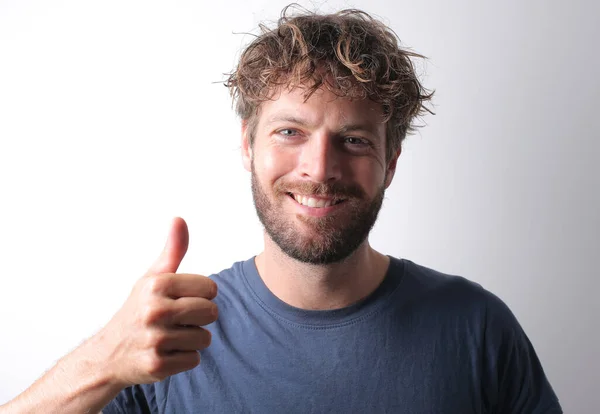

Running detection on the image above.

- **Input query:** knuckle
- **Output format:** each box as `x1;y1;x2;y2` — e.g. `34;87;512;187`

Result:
210;303;219;320
179;352;201;372
210;280;218;298
202;279;217;298
154;332;170;350
188;352;201;368
145;329;168;349
143;353;166;378
141;302;168;325
145;274;171;296
190;301;217;325
199;329;212;348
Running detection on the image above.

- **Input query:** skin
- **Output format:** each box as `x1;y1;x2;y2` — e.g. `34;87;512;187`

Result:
0;218;217;414
0;83;402;414
243;85;402;310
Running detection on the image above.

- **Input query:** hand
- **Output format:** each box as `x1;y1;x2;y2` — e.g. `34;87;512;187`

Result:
93;217;218;387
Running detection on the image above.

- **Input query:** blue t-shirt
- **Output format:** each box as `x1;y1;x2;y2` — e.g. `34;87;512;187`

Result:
103;256;562;413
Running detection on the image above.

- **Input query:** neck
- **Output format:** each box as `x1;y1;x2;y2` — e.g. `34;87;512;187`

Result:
255;233;390;310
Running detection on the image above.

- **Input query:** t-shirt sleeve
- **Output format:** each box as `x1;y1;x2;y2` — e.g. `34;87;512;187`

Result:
482;291;563;413
101;383;156;414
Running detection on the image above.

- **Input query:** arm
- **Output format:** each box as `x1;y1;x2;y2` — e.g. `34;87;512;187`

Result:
1;218;217;414
0;335;123;414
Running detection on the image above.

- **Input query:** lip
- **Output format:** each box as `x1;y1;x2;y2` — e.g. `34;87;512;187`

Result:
286;193;345;217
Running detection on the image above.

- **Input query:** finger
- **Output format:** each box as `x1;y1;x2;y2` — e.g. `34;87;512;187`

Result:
165;274;218;300
159;326;212;352
161;351;201;376
148;217;189;275
169;297;218;326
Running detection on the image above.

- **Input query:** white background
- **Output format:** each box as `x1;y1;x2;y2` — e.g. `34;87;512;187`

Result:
1;0;598;412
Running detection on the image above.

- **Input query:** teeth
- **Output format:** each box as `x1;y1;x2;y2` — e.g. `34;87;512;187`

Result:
293;194;338;208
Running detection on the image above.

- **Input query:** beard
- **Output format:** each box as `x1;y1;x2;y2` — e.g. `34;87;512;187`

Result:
251;163;385;265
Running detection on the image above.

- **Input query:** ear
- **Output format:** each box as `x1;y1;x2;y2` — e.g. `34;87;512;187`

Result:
241;120;252;172
384;147;402;189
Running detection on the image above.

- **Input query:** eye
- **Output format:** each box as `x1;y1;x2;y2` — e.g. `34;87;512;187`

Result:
345;137;368;145
274;128;304;145
276;128;299;137
341;136;373;155
344;137;372;149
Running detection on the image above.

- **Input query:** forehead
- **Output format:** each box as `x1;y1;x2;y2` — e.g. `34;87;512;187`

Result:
256;86;386;131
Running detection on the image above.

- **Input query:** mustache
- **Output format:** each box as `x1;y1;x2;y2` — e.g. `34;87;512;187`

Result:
274;179;366;199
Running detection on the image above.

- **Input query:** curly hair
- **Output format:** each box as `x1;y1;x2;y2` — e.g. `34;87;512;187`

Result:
225;5;434;162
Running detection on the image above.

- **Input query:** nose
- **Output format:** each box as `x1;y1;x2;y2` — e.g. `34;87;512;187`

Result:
297;132;342;183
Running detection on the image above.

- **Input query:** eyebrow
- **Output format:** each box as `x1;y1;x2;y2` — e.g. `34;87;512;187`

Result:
266;115;382;136
266;115;311;126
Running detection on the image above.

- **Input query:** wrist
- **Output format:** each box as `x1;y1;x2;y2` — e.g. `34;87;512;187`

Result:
78;330;128;393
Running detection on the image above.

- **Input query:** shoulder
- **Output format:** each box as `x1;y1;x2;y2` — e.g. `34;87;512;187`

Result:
399;259;564;411
399;258;498;304
396;258;519;328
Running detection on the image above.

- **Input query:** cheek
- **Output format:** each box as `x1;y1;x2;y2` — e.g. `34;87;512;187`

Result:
350;160;387;192
256;146;296;182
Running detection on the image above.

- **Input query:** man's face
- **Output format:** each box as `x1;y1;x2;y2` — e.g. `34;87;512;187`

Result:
242;86;399;264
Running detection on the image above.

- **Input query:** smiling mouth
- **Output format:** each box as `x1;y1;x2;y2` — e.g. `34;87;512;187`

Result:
287;193;346;208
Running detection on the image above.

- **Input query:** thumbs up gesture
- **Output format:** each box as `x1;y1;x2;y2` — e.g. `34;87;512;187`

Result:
96;217;218;388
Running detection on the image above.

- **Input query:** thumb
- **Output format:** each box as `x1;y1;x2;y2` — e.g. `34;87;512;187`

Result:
148;217;189;275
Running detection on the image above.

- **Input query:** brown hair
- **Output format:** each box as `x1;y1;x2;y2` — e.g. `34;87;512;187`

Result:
225;5;434;162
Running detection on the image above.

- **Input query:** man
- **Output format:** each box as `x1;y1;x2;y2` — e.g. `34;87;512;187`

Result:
2;7;562;413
